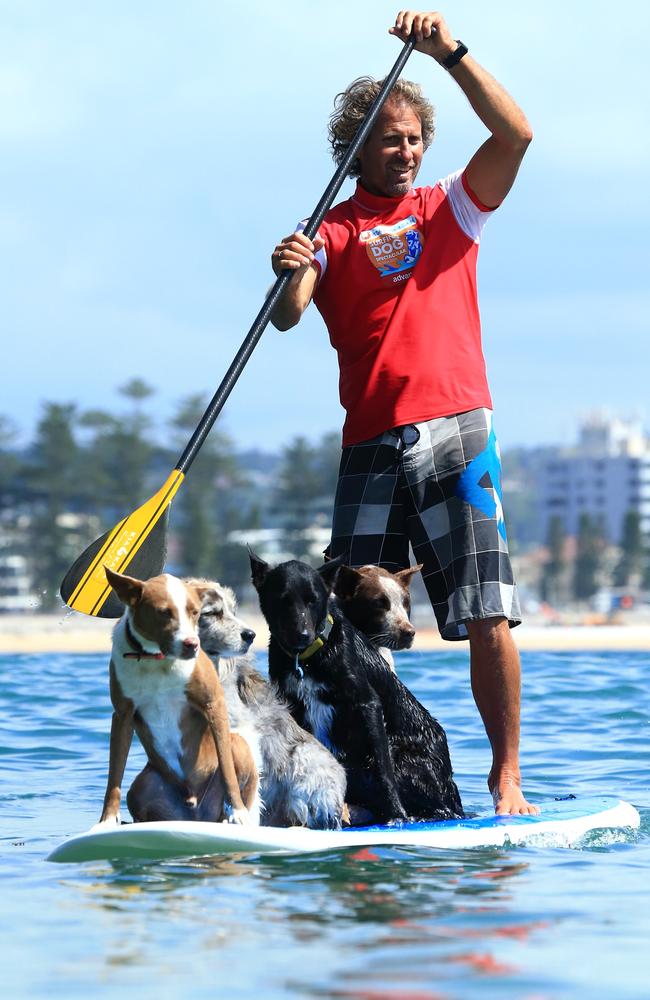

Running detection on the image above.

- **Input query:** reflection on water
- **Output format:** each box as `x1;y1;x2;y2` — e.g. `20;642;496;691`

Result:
54;845;550;997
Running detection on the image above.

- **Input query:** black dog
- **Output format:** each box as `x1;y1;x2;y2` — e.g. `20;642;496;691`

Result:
249;552;463;824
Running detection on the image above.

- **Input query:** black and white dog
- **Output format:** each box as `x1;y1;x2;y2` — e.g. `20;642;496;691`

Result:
185;577;347;830
249;553;463;825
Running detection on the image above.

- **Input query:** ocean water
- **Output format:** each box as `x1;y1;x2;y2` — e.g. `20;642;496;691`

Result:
0;647;648;1000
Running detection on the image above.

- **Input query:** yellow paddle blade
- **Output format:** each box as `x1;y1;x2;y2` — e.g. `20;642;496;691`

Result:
61;470;185;617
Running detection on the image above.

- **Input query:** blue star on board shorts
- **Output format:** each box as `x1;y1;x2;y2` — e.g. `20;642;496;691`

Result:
455;426;507;541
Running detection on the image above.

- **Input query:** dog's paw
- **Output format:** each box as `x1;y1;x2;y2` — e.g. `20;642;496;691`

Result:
228;807;250;825
90;815;120;832
384;814;409;827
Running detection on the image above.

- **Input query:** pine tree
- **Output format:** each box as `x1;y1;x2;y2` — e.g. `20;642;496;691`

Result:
112;379;157;513
0;415;20;512
168;394;246;582
272;437;322;559
76;409;116;514
573;513;604;601
76;381;157;523
119;378;155;411
613;510;643;587
314;431;342;510
25;403;82;609
540;515;566;605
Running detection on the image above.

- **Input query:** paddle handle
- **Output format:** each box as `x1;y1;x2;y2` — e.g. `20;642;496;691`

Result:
175;35;416;475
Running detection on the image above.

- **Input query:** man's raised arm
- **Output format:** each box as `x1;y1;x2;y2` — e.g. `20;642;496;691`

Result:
390;10;532;208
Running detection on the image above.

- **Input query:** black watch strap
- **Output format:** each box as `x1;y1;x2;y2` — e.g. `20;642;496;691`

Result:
442;40;468;70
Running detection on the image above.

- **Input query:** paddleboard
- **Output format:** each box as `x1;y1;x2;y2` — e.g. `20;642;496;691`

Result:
47;796;639;863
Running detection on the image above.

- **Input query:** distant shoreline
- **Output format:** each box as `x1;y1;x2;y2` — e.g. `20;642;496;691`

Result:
2;613;650;654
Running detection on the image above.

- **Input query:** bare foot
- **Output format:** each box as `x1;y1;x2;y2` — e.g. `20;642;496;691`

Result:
490;770;540;816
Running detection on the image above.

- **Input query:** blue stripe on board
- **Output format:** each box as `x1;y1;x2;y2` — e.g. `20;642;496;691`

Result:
345;796;621;832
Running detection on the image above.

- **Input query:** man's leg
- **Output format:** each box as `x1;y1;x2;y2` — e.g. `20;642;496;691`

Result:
466;616;539;815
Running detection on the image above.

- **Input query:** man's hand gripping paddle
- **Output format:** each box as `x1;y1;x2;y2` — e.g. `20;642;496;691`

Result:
60;34;415;618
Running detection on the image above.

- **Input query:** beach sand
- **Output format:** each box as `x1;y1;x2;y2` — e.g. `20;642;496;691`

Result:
2;612;650;654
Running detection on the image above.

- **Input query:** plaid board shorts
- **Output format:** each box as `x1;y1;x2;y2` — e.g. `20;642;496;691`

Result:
329;408;521;641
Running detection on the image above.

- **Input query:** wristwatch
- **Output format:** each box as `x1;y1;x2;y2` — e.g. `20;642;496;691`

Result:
442;40;468;70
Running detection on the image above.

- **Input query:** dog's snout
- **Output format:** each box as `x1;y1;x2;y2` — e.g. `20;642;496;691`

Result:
241;628;256;645
399;625;415;648
182;637;199;653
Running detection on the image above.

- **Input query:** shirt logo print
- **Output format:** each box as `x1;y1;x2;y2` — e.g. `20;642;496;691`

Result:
360;215;423;281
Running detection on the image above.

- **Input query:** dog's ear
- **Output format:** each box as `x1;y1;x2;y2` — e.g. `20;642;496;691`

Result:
317;552;346;590
190;583;221;608
395;564;423;589
332;564;361;599
248;547;270;591
105;566;144;607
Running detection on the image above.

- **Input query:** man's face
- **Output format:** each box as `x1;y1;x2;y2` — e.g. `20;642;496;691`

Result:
356;100;424;198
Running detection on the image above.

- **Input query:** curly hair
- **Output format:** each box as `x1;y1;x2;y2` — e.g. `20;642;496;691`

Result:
328;77;435;178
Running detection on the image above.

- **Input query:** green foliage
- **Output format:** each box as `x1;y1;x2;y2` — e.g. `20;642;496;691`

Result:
14;390;650;615
119;378;155;407
271;436;324;559
0;416;20;512
540;515;566;605
168;393;252;587
314;431;343;501
613;510;644;587
573;513;605;601
24;403;83;609
77;383;156;516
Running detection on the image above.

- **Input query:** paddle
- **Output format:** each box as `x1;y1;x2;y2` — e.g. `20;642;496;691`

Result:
60;34;416;618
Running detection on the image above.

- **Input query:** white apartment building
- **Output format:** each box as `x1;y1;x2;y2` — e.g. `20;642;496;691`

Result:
539;416;650;542
0;552;38;612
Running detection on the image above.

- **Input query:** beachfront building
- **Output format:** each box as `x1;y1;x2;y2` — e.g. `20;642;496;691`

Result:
0;510;38;612
538;415;650;544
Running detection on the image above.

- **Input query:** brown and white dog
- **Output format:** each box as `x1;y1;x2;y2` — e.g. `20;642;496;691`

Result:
332;564;423;670
98;568;258;827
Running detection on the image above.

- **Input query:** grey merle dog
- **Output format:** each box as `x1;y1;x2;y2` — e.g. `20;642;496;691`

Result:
186;577;346;829
249;553;463;825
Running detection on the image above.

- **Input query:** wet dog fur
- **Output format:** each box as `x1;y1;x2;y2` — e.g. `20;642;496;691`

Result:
250;553;463;825
185;577;347;830
332;563;423;669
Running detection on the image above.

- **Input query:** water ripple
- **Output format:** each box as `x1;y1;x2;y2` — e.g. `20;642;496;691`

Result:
0;649;649;1000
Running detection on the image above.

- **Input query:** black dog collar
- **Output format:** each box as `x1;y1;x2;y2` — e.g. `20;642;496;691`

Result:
122;619;165;661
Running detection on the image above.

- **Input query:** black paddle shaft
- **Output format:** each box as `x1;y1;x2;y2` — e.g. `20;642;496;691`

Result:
175;35;415;475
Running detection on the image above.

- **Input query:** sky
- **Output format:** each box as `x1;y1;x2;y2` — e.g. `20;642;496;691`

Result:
2;0;649;455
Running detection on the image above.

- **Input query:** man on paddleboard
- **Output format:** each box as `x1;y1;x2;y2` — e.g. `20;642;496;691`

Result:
270;10;537;816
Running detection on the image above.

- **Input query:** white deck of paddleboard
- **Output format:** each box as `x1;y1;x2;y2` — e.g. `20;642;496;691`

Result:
47;796;640;863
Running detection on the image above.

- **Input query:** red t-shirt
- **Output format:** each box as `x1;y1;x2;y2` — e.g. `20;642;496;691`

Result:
307;170;496;446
